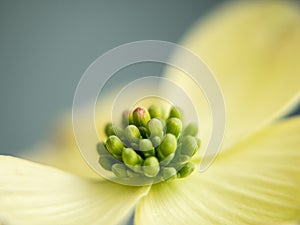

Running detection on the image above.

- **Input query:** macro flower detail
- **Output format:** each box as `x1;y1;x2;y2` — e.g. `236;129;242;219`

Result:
1;1;300;225
97;105;200;184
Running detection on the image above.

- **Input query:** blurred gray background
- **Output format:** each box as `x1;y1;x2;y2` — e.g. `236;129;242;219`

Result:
0;0;222;154
1;0;299;155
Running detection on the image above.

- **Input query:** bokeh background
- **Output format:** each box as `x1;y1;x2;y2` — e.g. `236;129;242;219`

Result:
0;1;300;225
0;0;224;154
1;0;299;154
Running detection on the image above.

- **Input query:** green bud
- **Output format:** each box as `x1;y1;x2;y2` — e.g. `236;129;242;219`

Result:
124;125;141;147
142;156;160;177
109;125;126;143
178;155;190;163
147;118;164;139
129;112;134;125
123;110;134;125
104;123;115;137
151;136;162;147
156;133;177;162
162;167;177;181
112;163;127;178
132;107;151;127
180;135;199;157
182;123;198;136
148;105;165;119
169;106;182;119
138;126;148;139
98;155;115;171
196;138;201;149
177;162;195;178
139;139;155;157
169;146;190;167
122;148;143;173
166;118;182;138
106;135;124;160
127;169;141;178
158;153;175;166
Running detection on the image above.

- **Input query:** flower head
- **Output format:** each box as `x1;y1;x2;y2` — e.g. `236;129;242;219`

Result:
96;105;199;185
1;1;300;225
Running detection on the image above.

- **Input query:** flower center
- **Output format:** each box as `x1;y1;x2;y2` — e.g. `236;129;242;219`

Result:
97;105;201;184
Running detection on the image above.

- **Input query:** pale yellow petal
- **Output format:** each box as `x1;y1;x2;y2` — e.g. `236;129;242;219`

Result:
21;126;97;179
135;117;300;225
0;156;149;225
278;223;300;225
164;1;300;151
25;110;100;179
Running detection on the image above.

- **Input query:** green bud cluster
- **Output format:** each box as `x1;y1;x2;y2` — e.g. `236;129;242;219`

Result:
97;105;201;183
